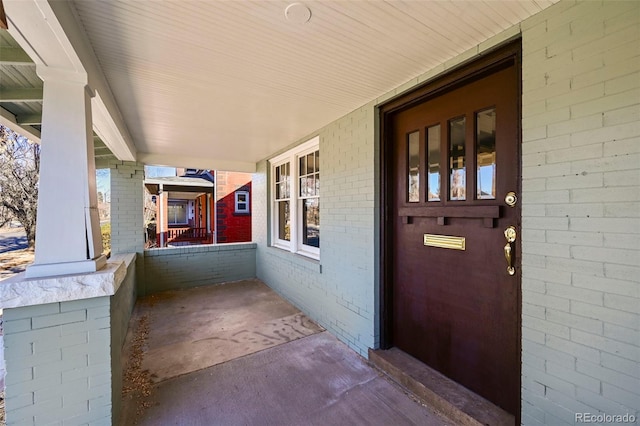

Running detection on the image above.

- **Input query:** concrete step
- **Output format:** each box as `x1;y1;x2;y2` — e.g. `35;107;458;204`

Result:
369;347;515;426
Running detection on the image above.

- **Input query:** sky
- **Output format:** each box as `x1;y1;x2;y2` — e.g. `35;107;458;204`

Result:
96;166;176;201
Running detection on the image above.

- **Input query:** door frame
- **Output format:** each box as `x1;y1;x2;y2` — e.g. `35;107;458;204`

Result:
378;39;523;397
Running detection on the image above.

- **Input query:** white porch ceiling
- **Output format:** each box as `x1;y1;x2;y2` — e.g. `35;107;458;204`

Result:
7;1;558;172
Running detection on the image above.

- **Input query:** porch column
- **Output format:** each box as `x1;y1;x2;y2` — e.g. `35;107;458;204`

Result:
158;185;167;247
25;68;105;278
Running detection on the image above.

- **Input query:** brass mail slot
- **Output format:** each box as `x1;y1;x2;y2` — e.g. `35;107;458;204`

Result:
424;234;466;250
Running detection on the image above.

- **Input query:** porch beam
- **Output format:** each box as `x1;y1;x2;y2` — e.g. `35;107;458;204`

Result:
4;0;137;162
16;113;41;125
139;151;257;173
0;105;41;141
0;45;33;64
0;87;43;102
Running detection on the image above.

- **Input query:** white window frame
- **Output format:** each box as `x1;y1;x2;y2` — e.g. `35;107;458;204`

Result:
167;200;189;225
269;136;320;260
235;191;250;213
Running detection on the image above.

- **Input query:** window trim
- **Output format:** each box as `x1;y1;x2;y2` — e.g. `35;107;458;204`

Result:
234;190;250;214
269;136;320;259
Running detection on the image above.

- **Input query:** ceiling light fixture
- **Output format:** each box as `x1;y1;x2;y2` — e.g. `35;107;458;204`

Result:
285;3;312;24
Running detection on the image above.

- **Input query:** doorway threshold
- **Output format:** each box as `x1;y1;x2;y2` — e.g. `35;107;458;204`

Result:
369;348;515;426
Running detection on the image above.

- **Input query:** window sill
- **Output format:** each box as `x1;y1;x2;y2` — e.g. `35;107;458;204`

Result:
266;246;322;273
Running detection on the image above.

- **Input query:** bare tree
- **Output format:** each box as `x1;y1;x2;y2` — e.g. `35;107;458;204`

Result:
0;125;40;248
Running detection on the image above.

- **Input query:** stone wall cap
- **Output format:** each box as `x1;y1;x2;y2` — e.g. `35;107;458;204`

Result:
0;253;136;309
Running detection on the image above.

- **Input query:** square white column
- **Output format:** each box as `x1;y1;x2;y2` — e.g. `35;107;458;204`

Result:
26;70;105;278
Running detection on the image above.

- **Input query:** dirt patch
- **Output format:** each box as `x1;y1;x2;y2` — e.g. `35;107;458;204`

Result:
121;314;153;424
0;248;34;281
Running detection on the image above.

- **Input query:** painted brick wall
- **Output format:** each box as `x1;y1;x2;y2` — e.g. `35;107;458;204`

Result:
110;161;145;255
109;255;137;422
253;0;638;421
110;160;146;295
520;1;640;424
144;243;257;294
254;102;378;357
3;298;113;425
215;171;252;243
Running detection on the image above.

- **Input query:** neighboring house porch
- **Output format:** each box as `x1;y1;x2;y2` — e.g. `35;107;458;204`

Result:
144;175;215;248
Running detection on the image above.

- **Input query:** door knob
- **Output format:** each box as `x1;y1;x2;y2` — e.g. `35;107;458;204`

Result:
504;226;516;276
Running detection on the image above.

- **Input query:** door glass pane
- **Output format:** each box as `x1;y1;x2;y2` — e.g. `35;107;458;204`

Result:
278;200;290;241
302;198;320;248
427;125;441;202
476;108;496;199
449;117;466;201
407;131;420;203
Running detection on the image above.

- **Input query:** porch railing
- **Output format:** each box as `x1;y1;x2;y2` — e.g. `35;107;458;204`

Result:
156;227;213;246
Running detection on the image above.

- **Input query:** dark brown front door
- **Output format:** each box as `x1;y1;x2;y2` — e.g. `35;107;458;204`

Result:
383;46;521;416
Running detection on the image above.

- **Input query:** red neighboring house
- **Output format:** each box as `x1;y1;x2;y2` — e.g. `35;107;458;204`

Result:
144;169;251;247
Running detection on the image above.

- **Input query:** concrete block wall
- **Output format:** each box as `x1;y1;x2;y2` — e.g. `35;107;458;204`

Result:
520;1;640;424
3;298;113;425
144;243;257;294
254;102;378;357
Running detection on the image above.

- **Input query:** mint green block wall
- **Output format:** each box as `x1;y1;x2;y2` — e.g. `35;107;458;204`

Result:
109;257;137;423
254;104;378;357
144;243;257;294
2;260;138;425
3;298;113;425
254;2;640;423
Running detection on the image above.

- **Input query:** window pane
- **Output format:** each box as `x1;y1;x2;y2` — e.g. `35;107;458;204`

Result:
477;108;496;200
315;151;319;172
302;198;319;248
309;176;316;196
300;177;308;197
278;201;290;241
168;202;187;224
307;153;315;174
299;156;306;178
276;163;290;199
407;131;420;203
427;125;441;202
449;117;466;201
237;193;247;202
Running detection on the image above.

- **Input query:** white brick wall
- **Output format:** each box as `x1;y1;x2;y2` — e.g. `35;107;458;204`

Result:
110;161;145;255
521;1;640;424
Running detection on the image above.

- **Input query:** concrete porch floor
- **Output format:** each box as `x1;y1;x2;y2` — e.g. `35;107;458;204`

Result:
119;279;453;425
